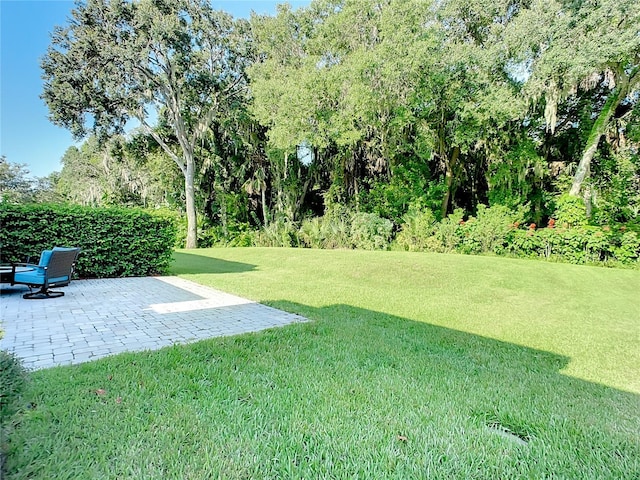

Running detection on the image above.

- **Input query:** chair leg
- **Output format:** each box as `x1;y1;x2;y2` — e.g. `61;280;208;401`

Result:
22;287;65;299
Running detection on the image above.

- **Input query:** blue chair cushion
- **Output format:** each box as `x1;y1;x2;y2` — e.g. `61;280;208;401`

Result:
14;270;69;286
39;250;53;266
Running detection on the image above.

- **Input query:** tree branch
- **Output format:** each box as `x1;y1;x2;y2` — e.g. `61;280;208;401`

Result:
138;117;186;175
190;98;219;145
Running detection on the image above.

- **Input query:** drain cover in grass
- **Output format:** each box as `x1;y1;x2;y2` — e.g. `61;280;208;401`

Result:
486;422;529;446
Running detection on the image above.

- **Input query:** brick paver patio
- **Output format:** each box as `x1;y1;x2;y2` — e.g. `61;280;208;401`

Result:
0;276;306;370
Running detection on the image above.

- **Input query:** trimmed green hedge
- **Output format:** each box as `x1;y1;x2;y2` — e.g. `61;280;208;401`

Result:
0;204;177;278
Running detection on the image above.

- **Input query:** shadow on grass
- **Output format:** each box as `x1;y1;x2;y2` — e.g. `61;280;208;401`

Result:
5;300;640;479
171;251;256;275
262;300;640;448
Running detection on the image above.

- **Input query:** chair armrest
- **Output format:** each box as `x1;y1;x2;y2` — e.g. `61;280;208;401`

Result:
11;263;41;274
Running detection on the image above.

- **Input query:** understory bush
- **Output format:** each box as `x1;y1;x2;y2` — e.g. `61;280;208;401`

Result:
245;203;638;268
253;218;300;247
394;204;439;251
197;221;255;247
350;212;394;250
0;350;27;423
1;348;28;473
0;203;177;277
298;207;352;249
510;225;639;264
297;208;392;250
435;209;465;252
554;194;589;227
393;204;639;267
458;204;526;255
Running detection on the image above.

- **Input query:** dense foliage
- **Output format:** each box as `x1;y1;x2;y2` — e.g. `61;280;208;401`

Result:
242;204;639;268
11;0;639;257
395;205;640;266
0;349;28;426
0;204;177;277
0;347;28;478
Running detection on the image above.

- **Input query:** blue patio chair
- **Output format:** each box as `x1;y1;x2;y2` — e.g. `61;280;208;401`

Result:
12;247;80;299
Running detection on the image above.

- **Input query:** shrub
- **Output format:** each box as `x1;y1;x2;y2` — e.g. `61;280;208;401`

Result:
320;207;353;249
534;227;564;259
227;230;256;247
0;203;177;277
435;209;465;252
198;221;255;247
554;194;588;227
0;349;28;426
299;207;352;250
459;204;525;255
583;227;614;263
350;212;393;250
614;231;640;263
253;218;299;247
510;228;540;258
395;205;439;252
299;208;393;251
299;217;324;249
506;224;639;266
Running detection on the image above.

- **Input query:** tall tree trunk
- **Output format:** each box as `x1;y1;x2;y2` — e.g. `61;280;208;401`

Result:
440;146;460;218
215;183;229;239
184;156;198;249
140;120;198;249
261;184;269;227
294;166;315;222
569;78;630;197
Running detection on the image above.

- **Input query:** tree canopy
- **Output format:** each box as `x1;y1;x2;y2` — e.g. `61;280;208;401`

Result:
42;0;252;247
40;0;640;245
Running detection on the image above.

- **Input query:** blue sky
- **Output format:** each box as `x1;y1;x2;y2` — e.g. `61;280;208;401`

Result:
0;0;310;178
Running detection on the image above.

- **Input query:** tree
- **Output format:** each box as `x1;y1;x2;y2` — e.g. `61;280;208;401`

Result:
57;134;180;208
0;156;34;203
507;0;640;205
248;4;327;222
249;0;529;219
42;0;251;247
0;156;60;204
57;139;106;205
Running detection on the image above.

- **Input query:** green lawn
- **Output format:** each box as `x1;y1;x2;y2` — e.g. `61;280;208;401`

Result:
6;248;640;479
